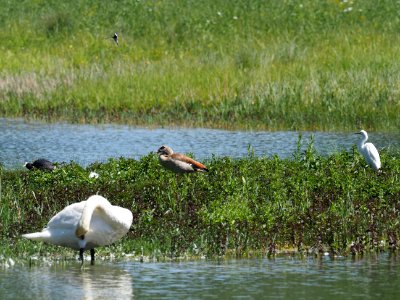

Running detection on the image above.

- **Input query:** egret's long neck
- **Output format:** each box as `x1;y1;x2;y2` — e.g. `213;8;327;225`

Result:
358;133;368;149
75;196;112;238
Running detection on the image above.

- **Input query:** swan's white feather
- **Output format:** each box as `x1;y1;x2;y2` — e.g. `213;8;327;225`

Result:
22;195;133;250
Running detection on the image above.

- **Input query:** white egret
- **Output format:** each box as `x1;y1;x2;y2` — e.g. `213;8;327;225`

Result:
22;195;133;264
157;145;209;173
355;130;381;171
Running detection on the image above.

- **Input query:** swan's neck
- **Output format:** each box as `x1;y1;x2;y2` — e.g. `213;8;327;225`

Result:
75;196;112;238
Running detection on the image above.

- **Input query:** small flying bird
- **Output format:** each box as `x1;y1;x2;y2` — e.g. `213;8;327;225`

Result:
111;32;118;46
22;195;133;265
24;159;55;171
157;145;209;174
355;130;381;171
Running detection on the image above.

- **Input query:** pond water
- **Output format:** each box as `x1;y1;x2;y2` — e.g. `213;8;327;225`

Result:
1;118;399;169
1;254;399;299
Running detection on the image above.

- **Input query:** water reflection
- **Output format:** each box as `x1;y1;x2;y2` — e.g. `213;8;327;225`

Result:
1;118;399;169
0;263;133;299
121;254;400;299
1;254;400;299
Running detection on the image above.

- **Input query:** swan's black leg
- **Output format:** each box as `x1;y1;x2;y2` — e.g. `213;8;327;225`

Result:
79;248;84;265
90;249;95;265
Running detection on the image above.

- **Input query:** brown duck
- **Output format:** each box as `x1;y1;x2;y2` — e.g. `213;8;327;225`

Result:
157;145;209;174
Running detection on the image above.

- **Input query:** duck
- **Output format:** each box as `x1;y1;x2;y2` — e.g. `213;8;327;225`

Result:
22;195;133;265
156;145;209;174
24;159;55;171
355;130;381;171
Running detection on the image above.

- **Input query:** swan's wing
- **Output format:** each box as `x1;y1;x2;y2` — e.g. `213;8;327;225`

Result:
46;201;85;229
364;143;381;169
22;202;85;249
85;206;133;247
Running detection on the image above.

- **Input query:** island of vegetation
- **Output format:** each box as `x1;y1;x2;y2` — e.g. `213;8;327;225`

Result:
1;139;399;262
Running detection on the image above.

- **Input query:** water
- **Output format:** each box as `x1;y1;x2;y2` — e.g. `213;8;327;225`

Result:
1;254;399;299
1;118;399;169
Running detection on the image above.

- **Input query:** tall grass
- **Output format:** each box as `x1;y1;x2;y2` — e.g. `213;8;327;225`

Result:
1;141;400;260
0;0;400;130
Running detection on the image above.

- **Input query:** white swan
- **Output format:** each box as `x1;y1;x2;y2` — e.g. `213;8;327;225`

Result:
355;130;381;171
22;195;133;264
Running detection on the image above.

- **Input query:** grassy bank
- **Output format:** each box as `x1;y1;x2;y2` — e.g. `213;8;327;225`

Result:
1;140;400;261
1;0;400;130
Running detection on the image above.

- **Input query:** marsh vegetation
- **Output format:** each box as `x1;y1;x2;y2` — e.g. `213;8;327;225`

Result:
1;139;400;261
0;0;400;130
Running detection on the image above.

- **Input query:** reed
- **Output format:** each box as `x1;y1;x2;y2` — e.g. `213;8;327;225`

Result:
0;0;399;130
1;139;400;260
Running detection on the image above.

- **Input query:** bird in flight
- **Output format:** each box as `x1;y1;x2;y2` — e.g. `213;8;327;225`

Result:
112;32;118;46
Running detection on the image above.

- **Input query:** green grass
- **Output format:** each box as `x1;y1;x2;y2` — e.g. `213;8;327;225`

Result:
2;139;400;261
0;0;400;130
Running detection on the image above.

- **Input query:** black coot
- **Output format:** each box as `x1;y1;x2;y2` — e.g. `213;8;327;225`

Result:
25;159;55;171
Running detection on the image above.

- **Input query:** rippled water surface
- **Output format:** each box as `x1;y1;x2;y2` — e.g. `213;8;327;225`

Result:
1;254;399;299
1;118;399;168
